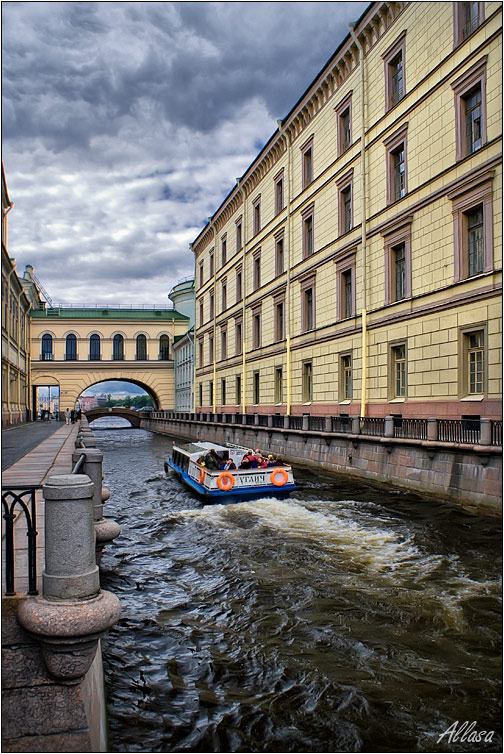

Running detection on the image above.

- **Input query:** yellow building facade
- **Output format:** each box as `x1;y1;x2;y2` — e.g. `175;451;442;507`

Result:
192;1;502;422
29;307;190;413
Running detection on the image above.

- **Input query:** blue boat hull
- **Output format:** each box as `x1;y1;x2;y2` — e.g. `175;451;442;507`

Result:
166;459;296;504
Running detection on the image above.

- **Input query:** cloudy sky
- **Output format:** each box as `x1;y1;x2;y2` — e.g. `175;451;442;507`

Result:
3;1;368;307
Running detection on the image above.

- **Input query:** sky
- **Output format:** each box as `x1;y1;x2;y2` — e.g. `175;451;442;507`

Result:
2;1;368;308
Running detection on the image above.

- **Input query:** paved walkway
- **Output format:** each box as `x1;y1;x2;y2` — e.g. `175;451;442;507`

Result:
1;420;69;471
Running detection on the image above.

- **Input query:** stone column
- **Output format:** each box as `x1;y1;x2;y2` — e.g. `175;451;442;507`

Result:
18;475;121;684
479;418;492;446
302;414;309;431
254;414;259;425
283;415;290;429
351;415;361;435
325;416;332;433
384;416;394;438
427;417;438;441
71;449;121;562
267;414;273;428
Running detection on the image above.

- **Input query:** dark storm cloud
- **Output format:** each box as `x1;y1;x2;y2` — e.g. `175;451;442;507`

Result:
2;1;368;305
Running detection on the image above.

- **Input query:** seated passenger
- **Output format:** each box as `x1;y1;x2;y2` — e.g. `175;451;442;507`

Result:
204;451;220;470
222;458;236;470
239;452;252;469
266;454;276;467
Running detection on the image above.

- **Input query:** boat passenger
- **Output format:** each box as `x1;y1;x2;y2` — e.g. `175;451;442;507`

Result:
266;454;276;467
257;456;268;468
204;450;220;470
273;456;286;466
239;452;252;469
222;458;236;470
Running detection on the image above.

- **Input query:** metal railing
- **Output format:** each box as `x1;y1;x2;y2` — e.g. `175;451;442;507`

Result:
393;418;428;440
491;420;502;446
2;486;40;596
308;416;325;431
438;419;480;444
272;416;285;428
289;416;303;430
332;416;351;433
360;417;386;436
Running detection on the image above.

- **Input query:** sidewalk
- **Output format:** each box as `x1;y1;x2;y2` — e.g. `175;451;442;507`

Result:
1;420;69;472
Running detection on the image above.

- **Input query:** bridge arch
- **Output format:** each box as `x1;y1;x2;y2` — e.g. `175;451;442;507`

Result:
85;407;144;427
78;377;161;409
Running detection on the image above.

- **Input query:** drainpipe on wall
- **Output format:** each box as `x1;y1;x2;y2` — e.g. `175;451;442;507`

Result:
349;22;368;420
207;219;217;414
5;266;17;425
276;120;293;415
236;179;247;415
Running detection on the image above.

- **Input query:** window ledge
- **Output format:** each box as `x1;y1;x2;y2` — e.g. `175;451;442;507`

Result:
461;395;485;401
339;400;352;405
389;398;406;403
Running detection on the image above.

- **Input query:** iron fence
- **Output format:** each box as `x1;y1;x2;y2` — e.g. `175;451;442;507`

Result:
332;416;352;433
258;415;269;427
308;417;326;431
360;417;386;436
289;416;303;430
393;417;428;440
438;419;480;444
2;486;40;596
272;416;285;428
491;420;502;446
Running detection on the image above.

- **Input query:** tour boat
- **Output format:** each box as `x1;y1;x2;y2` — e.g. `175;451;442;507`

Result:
164;441;296;503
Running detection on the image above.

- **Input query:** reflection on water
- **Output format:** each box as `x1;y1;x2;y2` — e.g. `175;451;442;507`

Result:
94;419;502;753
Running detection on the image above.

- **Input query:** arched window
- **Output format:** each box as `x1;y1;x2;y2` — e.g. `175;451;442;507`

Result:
89;334;101;361
159;335;170;361
41;334;53;361
65;334;77;361
113;334;124;360
136;334;147;360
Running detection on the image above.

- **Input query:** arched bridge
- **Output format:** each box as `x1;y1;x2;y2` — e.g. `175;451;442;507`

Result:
85;407;146;427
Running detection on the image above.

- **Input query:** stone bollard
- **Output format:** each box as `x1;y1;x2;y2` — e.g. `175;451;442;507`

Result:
325;416;332;433
384;415;394;438
479;418;492;446
302;414;309;431
71;449;121;564
18;474;121;684
351;415;361;435
283;415;290;429
427;417;438;441
267;414;273;428
254;414;259;426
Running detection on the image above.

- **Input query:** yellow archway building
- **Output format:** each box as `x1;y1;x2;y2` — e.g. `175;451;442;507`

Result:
30;306;190;412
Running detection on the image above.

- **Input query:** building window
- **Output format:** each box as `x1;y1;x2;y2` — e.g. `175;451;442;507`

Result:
208;335;214;364
236;374;242;406
236;266;243;302
209;380;213;406
302;361;313;403
199;262;204;287
335;91;352;156
301;278;316;332
198;339;204;365
460;326;486;396
199;383;203;407
253;196;261;235
337;171;353;235
385;124;408;205
89;334;100;361
382;215;413;304
209;289;214;320
383;31;406;110
335;252;356;320
221;235;227;267
235;319;242;356
253;371;260;405
340;353;352;400
274;297;285;341
199;298;204;326
136;334;147;360
253;250;261;290
113;334;124;360
454;2;484;46
302;204;314;258
221;378;226;406
209;251;214;278
159;335;170;360
275;232;285;276
452;58;487;161
41;333;53;361
65;334;77;361
221;326;227;360
301;137;314;189
448;173;493;282
221;279;227;312
274;367;283;404
390;342;407;399
275;171;284;215
236;218;242;251
252;309;261;349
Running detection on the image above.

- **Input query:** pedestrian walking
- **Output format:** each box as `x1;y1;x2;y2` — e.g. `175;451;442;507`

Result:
65;408;71;425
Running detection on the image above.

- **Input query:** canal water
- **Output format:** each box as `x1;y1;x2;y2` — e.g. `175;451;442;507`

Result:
95;419;502;753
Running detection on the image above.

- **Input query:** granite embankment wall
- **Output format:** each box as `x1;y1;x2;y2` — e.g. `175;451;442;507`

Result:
142;416;502;515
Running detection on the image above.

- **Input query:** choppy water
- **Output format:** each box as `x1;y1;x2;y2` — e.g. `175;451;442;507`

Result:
95;419;502;753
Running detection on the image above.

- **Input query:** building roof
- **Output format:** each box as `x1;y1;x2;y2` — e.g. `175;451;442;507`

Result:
30;306;189;321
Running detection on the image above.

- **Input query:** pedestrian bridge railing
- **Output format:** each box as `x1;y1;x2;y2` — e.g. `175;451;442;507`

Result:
2;486;40;596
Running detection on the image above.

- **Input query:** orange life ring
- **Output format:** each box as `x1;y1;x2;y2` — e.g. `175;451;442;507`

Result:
216;472;235;491
270;468;288;487
198;469;206;485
